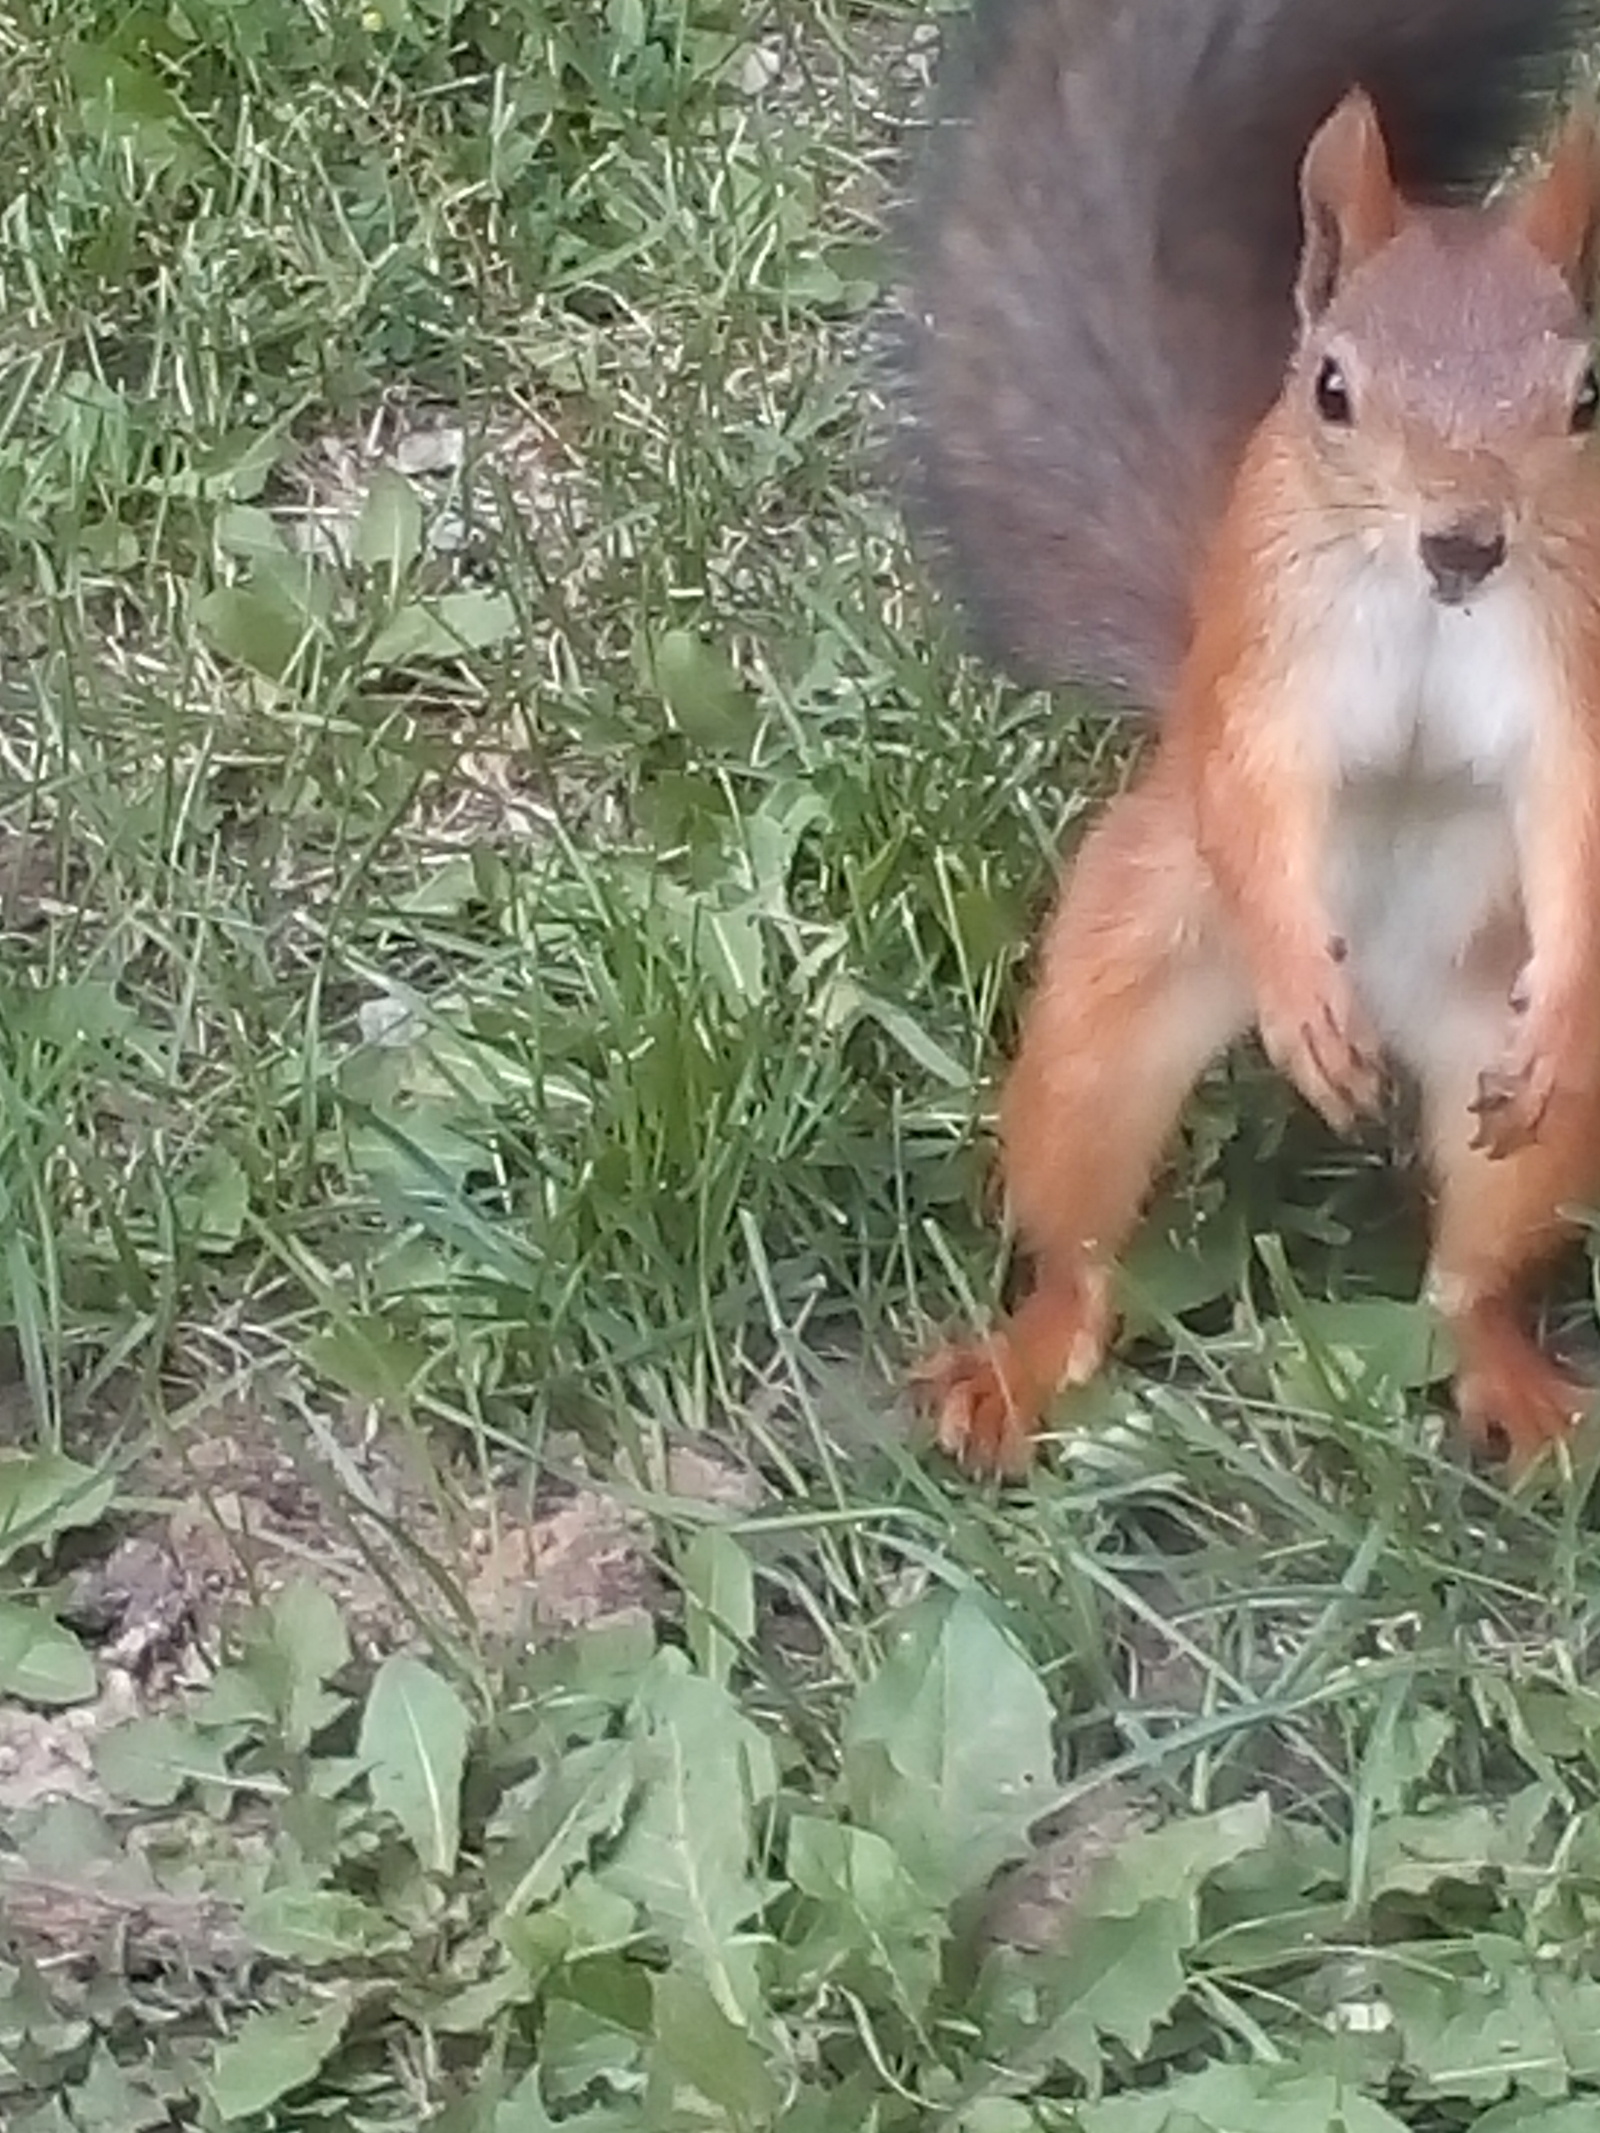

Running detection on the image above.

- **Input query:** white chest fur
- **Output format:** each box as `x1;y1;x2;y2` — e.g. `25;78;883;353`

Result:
1301;563;1553;1069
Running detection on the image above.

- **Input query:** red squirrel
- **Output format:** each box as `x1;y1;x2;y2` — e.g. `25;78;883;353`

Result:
901;0;1600;1475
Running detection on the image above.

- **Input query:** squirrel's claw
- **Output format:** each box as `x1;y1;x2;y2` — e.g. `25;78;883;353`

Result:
1258;963;1384;1134
913;1338;1042;1478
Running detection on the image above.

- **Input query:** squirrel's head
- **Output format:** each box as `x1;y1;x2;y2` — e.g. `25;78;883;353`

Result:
1288;90;1600;606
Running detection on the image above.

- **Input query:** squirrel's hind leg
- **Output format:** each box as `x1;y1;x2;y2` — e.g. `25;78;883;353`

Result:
916;776;1249;1476
1419;1026;1600;1470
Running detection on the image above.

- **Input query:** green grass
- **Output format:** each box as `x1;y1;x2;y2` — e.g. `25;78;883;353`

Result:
5;2;1600;2128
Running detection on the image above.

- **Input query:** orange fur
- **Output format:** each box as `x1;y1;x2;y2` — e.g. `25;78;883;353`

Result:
919;103;1600;1478
914;771;1248;1469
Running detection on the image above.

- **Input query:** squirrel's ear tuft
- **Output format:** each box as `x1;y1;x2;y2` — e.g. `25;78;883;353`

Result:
1511;113;1600;307
1296;90;1400;328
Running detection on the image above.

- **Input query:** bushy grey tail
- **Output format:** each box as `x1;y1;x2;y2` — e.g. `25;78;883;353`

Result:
899;0;1600;707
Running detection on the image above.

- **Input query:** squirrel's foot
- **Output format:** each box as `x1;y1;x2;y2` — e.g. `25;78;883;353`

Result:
1453;1307;1589;1472
913;1335;1045;1478
913;1276;1112;1478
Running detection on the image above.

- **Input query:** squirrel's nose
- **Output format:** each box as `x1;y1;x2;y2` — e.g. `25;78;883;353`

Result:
1419;523;1506;604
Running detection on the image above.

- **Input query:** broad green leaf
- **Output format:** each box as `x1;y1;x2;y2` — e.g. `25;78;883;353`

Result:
492;2074;560;2132
429;1963;535;2034
1476;2106;1600;2132
1085;1796;1274;1930
1358;1706;1456;1822
681;1527;754;1687
66;42;182;122
1080;2063;1410;2130
2;1956;89;2058
345;1103;494;1198
365;590;517;668
610;0;647;57
0;1451;115;1565
1016;1801;1280;2072
1543;1975;1600;2077
785;1814;944;2018
775;2074;905;2133
194;1659;276;1731
19;1796;122;1873
242;1886;391;1963
600;1652;778;2024
354;467;424;573
0;1602;96;1705
943;882;1024;976
19;974;136;1048
93;1714;228;1806
175;1146;251;1254
234;1579;352;1751
972;1940;1100;2092
649;1969;778;2124
1188;1818;1346;1974
1389;1962;1565;2104
214;503;291;563
251;545;332;618
1082;2064;1411;2130
492;1737;635;1914
359;1653;472;1874
1046;1902;1189;2063
77;515;139;570
501;1874;638;1981
492;2072;645;2131
189;422;283;502
13;2103;74;2133
782;238;882;315
67;2044;170;2131
194;584;308;680
742;782;829;903
64;42;205;177
306;1314;430;1410
1278;1295;1448;1397
1366;1802;1503;1899
660;881;765;1008
307;1753;367;1798
842;1587;1055;1904
555;1875;638;1952
540;1964;651;2104
651;627;758;752
1118;1206;1248;1337
1487;1680;1600;1769
208;1999;349;2121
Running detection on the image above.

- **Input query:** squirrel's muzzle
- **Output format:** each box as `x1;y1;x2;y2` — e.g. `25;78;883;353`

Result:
1419;522;1507;605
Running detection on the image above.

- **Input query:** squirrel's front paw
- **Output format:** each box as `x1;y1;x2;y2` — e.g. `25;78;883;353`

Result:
1256;946;1382;1132
1470;998;1558;1159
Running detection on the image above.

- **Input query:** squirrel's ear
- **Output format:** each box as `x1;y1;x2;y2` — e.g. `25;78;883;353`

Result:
1296;90;1400;327
1510;112;1600;308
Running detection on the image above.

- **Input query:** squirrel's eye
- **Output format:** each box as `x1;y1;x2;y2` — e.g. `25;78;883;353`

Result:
1315;356;1353;426
1573;365;1600;434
